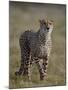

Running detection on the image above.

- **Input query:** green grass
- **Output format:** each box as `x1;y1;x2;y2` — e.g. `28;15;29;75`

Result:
9;2;66;89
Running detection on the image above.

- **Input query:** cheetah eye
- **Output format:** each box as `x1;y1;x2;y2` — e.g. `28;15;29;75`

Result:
49;22;52;25
43;22;46;24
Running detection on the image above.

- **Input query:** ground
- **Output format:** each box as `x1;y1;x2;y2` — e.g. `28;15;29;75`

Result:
9;1;66;89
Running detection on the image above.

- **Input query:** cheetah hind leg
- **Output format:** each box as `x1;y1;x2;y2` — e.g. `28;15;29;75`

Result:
15;57;30;76
15;47;30;76
15;63;24;76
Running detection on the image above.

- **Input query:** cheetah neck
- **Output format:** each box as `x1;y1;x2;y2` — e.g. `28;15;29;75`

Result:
38;28;53;45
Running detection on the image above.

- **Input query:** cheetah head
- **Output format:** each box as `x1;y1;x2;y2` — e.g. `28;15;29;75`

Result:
39;19;53;32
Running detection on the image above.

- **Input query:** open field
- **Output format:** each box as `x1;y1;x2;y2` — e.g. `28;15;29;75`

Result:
9;1;66;89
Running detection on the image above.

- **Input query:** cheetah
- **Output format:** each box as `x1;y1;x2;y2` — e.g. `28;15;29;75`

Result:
15;19;53;80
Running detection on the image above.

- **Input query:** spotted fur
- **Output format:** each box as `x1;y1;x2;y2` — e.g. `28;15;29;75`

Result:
15;19;53;80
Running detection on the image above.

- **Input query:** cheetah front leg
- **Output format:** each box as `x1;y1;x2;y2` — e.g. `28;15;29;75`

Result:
37;59;45;80
43;55;49;78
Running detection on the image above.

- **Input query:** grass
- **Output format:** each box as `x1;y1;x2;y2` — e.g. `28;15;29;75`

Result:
9;1;66;89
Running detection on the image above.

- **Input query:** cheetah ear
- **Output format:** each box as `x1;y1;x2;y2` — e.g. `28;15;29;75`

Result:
39;20;42;23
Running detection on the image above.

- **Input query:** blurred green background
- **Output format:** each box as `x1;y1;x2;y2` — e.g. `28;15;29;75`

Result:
9;1;66;89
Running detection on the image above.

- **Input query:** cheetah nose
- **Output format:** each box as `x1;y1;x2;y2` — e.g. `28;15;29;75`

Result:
47;27;49;30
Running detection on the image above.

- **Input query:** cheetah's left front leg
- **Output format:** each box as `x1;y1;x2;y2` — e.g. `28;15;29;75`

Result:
37;59;45;80
43;55;49;78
